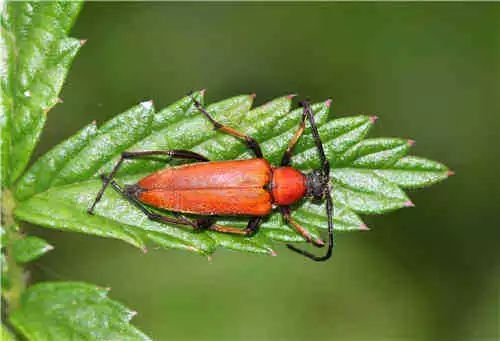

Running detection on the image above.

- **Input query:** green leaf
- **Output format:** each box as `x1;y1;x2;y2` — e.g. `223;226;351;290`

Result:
11;236;53;263
14;92;452;256
9;282;150;340
0;1;83;186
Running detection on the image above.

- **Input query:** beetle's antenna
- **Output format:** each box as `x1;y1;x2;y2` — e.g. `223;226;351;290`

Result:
286;100;334;261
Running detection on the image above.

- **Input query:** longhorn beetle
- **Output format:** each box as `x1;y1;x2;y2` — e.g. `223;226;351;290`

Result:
88;93;334;261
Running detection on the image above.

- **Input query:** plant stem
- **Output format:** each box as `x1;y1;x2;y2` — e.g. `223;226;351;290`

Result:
2;189;26;312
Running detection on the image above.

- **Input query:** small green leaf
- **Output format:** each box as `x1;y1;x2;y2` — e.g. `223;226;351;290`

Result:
11;236;53;263
9;282;150;340
0;1;83;186
14;92;452;256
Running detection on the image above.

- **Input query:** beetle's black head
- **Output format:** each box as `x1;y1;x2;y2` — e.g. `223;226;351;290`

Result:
305;169;329;201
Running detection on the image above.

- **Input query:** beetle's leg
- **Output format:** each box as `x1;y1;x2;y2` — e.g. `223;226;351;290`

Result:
280;206;325;247
88;149;209;214
301;100;330;175
281;107;308;166
285;100;334;261
207;217;262;236
172;212;207;229
104;176;199;228
189;93;263;158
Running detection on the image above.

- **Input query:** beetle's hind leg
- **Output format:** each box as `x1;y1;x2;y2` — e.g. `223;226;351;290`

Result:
171;214;263;237
88;149;209;214
207;217;262;236
189;92;263;158
103;176;199;228
96;178;263;237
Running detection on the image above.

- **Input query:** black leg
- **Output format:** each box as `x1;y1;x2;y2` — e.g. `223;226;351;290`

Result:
189;92;263;158
88;149;209;214
284;100;334;261
208;217;262;236
301;100;330;174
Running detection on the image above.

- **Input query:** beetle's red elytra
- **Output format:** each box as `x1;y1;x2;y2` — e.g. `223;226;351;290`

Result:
88;92;334;261
139;159;274;216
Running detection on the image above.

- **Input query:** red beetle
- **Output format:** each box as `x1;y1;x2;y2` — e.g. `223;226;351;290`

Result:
89;94;333;261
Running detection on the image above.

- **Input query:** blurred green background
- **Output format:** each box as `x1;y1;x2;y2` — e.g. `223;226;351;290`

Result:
27;3;499;341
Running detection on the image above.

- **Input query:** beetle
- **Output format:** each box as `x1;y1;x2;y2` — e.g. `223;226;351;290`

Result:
88;93;334;261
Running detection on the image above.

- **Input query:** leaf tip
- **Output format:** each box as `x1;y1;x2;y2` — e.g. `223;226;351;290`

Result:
207;255;214;262
325;98;333;108
141;246;148;254
56;97;64;104
250;93;257;99
79;39;88;46
407;139;416;147
286;93;297;100
370;115;379;124
447;170;455;177
269;249;278;257
200;88;206;96
359;223;371;231
404;200;415;207
140;100;154;110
